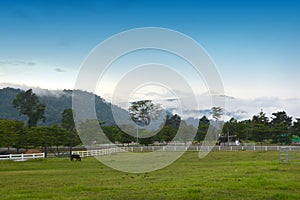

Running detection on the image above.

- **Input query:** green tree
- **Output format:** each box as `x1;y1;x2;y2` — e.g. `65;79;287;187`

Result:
292;118;300;137
271;111;292;127
165;114;181;130
48;124;68;156
13;89;46;128
252;109;268;125
62;109;80;158
150;114;181;143
236;120;252;140
77;119;110;146
117;124;136;144
129;100;162;126
138;129;156;146
177;120;197;143
27;126;51;157
221;118;239;144
25;127;41;148
196;116;210;141
211;107;223;121
102;125;123;143
14;121;26;152
251;123;272;145
270;111;292;144
220;119;254;143
129;100;162;144
251;110;272;144
0;119;24;152
160;125;177;143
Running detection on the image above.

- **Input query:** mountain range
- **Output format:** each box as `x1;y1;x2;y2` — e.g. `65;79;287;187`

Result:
0;86;246;130
1;83;297;127
0;87;127;126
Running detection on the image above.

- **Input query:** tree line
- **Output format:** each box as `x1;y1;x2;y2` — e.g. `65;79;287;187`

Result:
221;110;300;145
1;89;300;154
0;89;80;155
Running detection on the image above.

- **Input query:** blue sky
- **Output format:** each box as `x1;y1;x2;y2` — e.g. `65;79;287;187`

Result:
0;0;300;102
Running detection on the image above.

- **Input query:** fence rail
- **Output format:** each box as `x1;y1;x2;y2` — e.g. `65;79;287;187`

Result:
72;145;300;158
72;147;127;157
117;145;300;152
280;147;300;164
0;153;45;161
1;146;298;160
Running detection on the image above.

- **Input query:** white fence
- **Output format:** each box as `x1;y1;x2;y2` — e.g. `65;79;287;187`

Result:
72;146;300;158
1;146;296;161
115;145;300;152
0;153;45;161
72;147;127;158
280;147;300;164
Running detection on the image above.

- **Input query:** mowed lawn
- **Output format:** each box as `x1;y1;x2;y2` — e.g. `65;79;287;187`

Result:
0;151;299;200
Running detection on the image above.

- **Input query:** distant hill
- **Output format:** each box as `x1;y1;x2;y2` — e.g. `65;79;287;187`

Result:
0;87;128;126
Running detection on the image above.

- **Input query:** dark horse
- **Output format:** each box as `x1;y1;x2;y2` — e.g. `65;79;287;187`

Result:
71;154;81;161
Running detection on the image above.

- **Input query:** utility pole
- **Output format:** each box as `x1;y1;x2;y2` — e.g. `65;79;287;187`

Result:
227;127;230;146
69;131;72;160
136;124;139;144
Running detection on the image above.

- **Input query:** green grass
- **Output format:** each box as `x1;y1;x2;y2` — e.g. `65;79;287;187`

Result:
0;151;299;199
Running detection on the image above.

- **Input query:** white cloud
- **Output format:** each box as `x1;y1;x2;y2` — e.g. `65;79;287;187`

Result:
0;60;36;66
55;68;66;73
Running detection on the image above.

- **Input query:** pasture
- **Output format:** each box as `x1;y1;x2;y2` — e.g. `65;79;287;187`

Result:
0;151;299;199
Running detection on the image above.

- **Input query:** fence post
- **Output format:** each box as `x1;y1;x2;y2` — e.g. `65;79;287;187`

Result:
280;148;282;163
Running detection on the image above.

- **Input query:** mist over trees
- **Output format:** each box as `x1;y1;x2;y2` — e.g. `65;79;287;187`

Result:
0;88;300;153
0;87;122;126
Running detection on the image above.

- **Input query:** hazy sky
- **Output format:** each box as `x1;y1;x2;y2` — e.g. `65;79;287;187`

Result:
1;0;300;102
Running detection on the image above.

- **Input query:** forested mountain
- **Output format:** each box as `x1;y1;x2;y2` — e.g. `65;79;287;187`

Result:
1;87;299;146
0;87;127;126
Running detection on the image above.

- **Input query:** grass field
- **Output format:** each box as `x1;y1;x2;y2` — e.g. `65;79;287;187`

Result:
0;151;299;199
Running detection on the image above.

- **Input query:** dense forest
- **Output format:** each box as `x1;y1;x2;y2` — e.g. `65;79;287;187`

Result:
0;88;299;154
0;87;126;126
